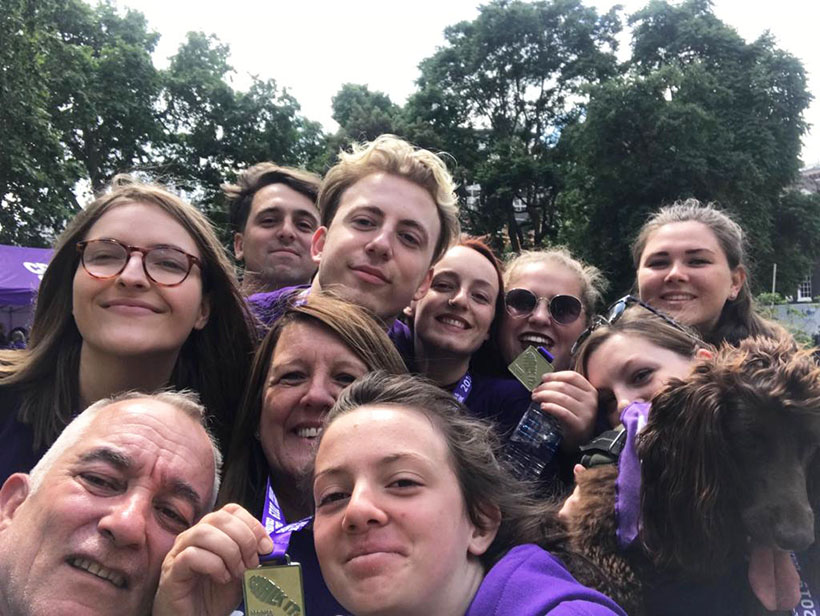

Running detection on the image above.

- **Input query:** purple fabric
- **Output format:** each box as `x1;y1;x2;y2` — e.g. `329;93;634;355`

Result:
247;285;308;327
0;245;52;305
466;544;626;615
615;401;652;551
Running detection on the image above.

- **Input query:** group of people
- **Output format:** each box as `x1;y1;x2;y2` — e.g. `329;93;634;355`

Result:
0;133;796;615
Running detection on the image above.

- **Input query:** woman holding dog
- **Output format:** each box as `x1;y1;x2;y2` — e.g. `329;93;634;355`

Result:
633;199;783;346
569;302;813;614
572;297;711;427
483;248;609;456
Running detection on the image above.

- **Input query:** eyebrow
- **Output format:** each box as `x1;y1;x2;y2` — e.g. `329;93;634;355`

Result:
314;451;431;482
78;447;204;516
78;447;133;470
645;247;716;257
167;478;205;518
255;205;319;221
349;205;431;244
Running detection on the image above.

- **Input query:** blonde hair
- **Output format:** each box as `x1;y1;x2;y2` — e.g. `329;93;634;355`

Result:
504;248;607;317
318;135;460;263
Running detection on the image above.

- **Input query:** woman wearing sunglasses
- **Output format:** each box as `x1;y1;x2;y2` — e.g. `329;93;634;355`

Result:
407;239;532;435
493;248;607;452
0;176;255;483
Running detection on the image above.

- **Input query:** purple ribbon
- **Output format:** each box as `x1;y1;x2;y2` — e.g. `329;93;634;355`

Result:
792;552;818;616
615;401;651;550
452;372;473;403
260;477;312;563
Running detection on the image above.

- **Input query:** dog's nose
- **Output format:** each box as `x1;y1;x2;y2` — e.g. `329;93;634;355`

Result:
773;508;814;552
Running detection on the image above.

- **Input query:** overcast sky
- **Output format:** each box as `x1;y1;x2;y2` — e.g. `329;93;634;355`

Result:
116;0;820;168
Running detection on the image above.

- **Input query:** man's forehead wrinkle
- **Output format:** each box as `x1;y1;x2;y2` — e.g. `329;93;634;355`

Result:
89;403;213;502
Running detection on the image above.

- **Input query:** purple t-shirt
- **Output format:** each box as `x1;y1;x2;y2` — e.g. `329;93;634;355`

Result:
466;544;627;615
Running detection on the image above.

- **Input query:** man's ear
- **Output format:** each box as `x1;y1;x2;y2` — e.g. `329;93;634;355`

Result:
311;227;328;266
233;232;245;261
0;474;30;531
412;267;434;302
467;503;501;558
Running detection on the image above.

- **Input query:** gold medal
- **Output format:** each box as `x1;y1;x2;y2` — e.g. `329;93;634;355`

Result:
508;345;554;391
243;562;305;616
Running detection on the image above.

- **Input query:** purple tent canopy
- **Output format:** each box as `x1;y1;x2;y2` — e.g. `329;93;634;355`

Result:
0;244;53;305
0;244;53;333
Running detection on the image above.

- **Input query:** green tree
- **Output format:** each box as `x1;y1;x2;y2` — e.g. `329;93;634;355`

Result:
0;0;160;246
403;0;621;251
155;32;324;238
562;0;813;295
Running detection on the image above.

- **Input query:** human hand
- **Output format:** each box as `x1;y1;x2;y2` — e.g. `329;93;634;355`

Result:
531;370;598;451
152;503;273;616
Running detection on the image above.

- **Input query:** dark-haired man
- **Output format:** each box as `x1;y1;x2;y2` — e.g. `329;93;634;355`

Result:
224;163;321;294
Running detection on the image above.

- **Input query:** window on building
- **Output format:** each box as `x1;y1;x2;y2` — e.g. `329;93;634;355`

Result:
797;276;812;302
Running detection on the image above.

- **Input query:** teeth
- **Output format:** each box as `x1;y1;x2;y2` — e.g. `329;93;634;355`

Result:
521;335;552;346
296;427;322;438
662;294;693;301
69;557;126;588
439;317;468;329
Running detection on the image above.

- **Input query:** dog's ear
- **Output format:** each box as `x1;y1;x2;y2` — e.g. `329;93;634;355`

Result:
638;376;743;575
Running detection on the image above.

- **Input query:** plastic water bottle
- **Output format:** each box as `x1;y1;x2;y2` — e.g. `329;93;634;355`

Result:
499;401;563;481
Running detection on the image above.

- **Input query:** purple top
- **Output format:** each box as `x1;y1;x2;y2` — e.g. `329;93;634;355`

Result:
466;544;626;615
615;401;651;550
247;285;308;327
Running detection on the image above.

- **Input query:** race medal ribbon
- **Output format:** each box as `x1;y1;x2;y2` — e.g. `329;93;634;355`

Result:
452;372;473;403
792;552;817;616
242;478;309;615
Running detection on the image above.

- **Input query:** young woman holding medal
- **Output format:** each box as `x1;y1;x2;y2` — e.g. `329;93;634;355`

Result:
311;371;627;616
218;293;407;615
0;176;255;483
404;238;531;436
632;199;783;347
481;248;608;478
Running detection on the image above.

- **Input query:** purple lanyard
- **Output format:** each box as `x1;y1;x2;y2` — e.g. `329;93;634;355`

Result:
792;552;817;616
260;477;312;563
452;372;473;403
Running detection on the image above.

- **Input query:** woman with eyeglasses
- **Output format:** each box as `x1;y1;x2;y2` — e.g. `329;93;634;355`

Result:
490;248;608;454
0;176;255;483
405;239;532;436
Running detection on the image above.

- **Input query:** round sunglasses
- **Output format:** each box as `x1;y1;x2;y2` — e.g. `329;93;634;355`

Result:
504;288;584;325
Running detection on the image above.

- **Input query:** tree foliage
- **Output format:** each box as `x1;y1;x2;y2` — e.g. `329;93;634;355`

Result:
561;0;814;295
1;0;159;246
403;0;621;251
